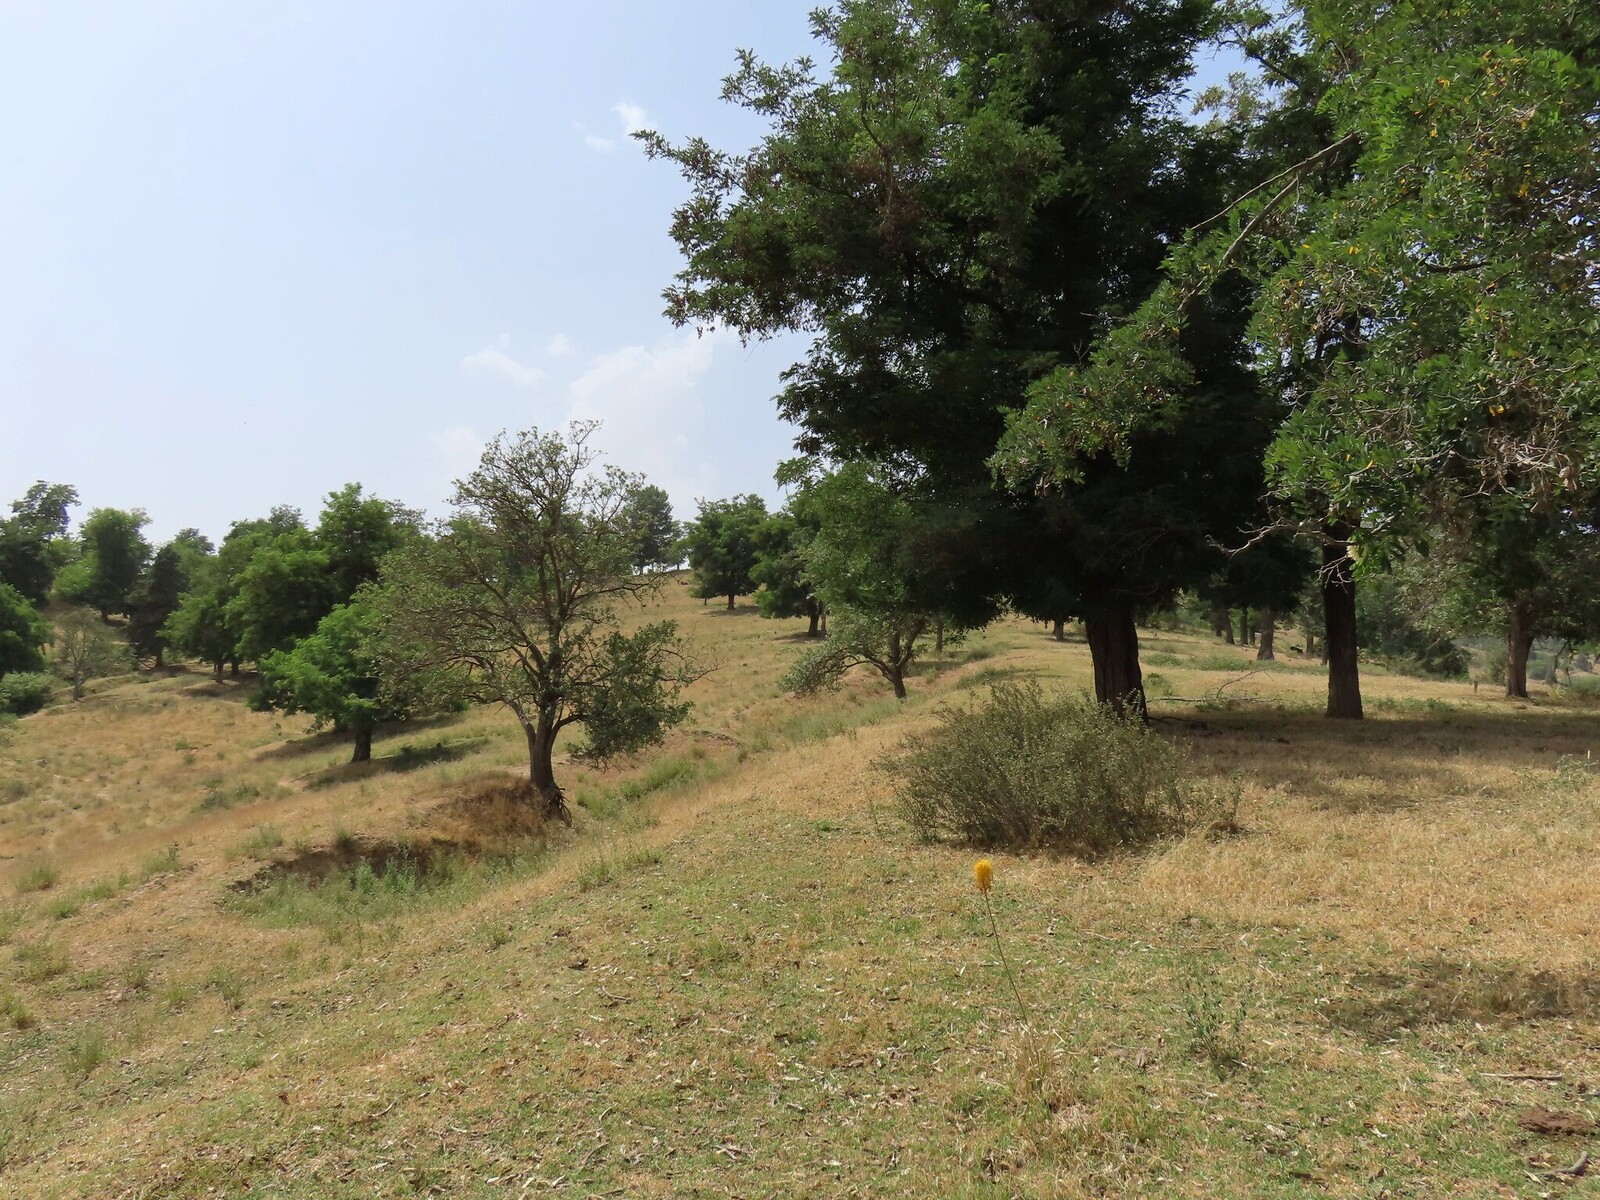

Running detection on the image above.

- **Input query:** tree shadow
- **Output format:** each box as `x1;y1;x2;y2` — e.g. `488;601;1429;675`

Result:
300;735;494;789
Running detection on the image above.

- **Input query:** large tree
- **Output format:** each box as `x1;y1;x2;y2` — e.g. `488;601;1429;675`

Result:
0;583;50;677
0;482;78;605
370;424;703;819
621;484;682;572
683;494;767;610
648;0;1271;716
56;507;151;619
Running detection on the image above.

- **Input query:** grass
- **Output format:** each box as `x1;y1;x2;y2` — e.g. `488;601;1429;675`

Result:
0;581;1596;1196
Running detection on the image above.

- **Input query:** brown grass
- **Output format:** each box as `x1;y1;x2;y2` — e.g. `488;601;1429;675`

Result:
1;579;1597;1196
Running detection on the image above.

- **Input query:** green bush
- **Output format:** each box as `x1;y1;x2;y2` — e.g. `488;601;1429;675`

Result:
0;673;54;716
885;679;1228;856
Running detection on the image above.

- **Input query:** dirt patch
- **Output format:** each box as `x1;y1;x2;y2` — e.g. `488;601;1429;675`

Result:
1328;959;1600;1037
1519;1108;1597;1137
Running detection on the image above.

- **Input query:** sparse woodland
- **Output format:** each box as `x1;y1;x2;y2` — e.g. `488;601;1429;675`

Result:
3;0;1600;1195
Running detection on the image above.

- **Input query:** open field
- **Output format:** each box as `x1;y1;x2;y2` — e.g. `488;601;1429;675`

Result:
3;575;1600;1198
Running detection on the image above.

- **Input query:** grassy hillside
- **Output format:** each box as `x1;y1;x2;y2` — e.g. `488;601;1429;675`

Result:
3;575;1599;1198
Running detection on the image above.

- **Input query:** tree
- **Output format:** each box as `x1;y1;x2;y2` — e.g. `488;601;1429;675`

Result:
0;583;50;676
127;545;192;667
649;0;1272;716
0;482;78;605
780;464;965;700
621;485;682;572
370;423;703;819
255;602;418;763
164;510;300;679
751;488;826;635
315;483;420;601
683;495;766;609
57;508;151;619
53;607;131;700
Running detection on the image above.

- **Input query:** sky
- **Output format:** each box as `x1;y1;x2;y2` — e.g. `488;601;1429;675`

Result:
0;2;1237;545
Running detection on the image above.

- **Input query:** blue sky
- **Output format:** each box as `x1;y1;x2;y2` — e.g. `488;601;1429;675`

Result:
0;2;1233;545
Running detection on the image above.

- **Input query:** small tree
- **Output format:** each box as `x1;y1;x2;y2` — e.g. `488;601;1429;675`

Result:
752;507;823;635
255;602;417;762
53;608;131;701
0;482;78;605
370;423;703;819
683;494;766;609
57;508;151;619
0;582;51;676
127;545;191;667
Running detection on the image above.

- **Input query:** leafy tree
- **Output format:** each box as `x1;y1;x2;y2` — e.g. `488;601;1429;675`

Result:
683;494;767;609
256;602;418;762
1354;571;1469;679
370;423;703;819
164;510;301;679
0;582;51;676
780;464;964;700
56;507;151;619
127;545;192;667
314;483;419;601
751;490;825;635
649;0;1272;716
621;484;682;572
52;607;131;701
0;482;78;604
227;528;337;663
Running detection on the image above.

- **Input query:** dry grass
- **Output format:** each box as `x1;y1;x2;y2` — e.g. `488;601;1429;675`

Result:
1;578;1597;1196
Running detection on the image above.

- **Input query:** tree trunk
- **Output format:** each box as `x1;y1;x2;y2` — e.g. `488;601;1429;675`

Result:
807;604;820;637
1256;608;1276;661
154;647;164;669
524;718;570;823
935;619;945;656
351;726;373;763
1322;534;1363;719
212;659;224;683
229;659;240;678
1304;630;1317;660
1506;606;1535;699
1085;604;1147;721
1238;608;1251;646
1221;613;1235;644
726;593;735;610
1052;617;1065;642
890;668;907;700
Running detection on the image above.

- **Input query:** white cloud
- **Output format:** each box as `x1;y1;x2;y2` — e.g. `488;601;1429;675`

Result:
542;333;577;358
561;327;727;507
584;135;616;154
613;101;649;136
462;339;545;389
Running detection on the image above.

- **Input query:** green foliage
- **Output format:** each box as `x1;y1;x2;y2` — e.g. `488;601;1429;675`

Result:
0;672;50;720
58;507;150;618
683;494;766;606
751;505;820;628
1355;573;1468;678
371;422;701;810
256;601;418;762
0;584;50;677
620;484;681;571
126;543;191;665
0;481;78;605
14;858;60;893
886;679;1228;855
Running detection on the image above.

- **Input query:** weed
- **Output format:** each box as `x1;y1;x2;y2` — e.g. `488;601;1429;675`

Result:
158;981;193;1011
478;919;514;950
122;959;152;992
42;893;80;920
1178;963;1250;1073
13;858;59;894
0;991;34;1030
139;844;181;880
1555;752;1595;787
236;824;285;859
14;939;69;983
65;1029;109;1081
0;907;21;945
887;678;1228;855
208;967;245;1010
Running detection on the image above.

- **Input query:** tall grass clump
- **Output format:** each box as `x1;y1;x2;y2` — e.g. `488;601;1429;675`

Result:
0;673;53;716
886;679;1225;856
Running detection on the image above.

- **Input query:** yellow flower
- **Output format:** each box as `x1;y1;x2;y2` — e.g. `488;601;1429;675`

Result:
974;859;993;894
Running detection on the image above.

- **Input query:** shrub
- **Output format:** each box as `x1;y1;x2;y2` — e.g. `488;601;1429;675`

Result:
13;858;59;894
0;673;53;716
885;679;1227;856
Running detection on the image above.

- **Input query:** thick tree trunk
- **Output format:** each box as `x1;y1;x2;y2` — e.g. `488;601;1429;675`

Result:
1221;611;1235;644
1304;630;1317;660
1085;604;1147;721
524;719;570;823
890;668;907;700
1322;534;1363;720
726;594;735;610
154;647;164;669
1256;608;1276;661
1238;608;1251;647
1052;617;1066;642
212;659;224;683
351;726;373;763
229;659;240;678
807;604;820;637
1506;606;1535;699
935;619;945;656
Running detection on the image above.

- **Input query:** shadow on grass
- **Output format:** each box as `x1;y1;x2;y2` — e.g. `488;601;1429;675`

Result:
1328;957;1600;1039
302;735;492;789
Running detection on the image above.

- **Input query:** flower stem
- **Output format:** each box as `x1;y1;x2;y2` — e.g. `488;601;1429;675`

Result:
983;892;1031;1025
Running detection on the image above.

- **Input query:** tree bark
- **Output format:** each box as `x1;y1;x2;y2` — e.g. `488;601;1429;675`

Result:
1304;630;1317;660
1256;608;1276;661
1322;534;1363;719
726;593;735;610
1506;606;1535;699
1052;617;1066;642
351;726;373;763
1220;609;1235;644
1238;608;1251;646
807;604;820;637
934;619;945;656
524;718;570;823
212;659;224;683
1085;604;1147;721
890;668;907;700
